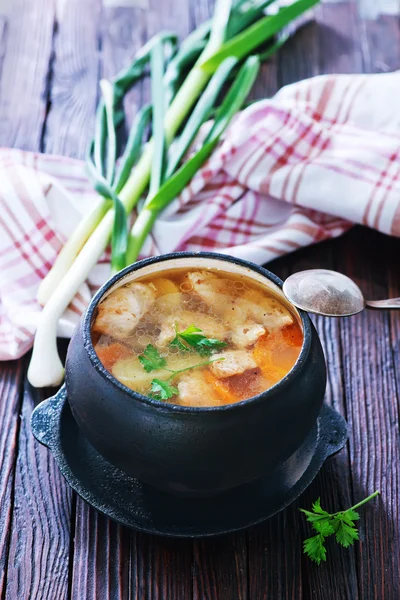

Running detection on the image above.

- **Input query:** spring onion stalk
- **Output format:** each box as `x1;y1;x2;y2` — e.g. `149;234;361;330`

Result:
200;0;319;72
148;39;167;199
29;0;319;387
36;33;177;306
126;56;260;264
100;80;117;185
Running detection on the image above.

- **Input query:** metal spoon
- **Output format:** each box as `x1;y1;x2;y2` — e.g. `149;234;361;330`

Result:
282;269;400;317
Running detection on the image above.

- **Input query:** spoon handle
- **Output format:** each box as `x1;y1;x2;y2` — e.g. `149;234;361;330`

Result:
366;298;400;309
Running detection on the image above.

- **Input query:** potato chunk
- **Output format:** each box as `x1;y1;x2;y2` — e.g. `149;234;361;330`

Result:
177;371;220;407
92;283;155;339
209;350;257;379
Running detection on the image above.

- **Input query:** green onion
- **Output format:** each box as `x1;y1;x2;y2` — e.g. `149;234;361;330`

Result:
149;39;167;198
200;0;319;72
166;56;238;179
113;104;152;194
126;56;260;264
100;80;117;185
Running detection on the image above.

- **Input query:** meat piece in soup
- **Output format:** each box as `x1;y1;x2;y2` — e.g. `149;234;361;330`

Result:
92;267;303;407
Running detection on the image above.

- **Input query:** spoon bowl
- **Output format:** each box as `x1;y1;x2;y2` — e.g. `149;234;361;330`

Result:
283;269;365;317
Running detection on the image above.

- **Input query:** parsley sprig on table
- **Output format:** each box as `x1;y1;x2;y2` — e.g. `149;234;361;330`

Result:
138;326;226;400
300;491;380;565
170;324;227;356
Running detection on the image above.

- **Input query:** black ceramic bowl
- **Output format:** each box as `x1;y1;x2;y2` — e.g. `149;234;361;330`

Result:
66;252;327;497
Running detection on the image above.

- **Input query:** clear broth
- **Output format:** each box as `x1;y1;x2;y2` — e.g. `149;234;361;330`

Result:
91;267;303;407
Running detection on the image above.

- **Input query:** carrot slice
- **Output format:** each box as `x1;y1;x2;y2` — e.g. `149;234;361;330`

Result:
204;371;238;405
95;342;131;371
252;334;290;383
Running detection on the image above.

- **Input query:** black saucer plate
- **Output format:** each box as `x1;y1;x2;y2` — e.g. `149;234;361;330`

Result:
31;388;347;538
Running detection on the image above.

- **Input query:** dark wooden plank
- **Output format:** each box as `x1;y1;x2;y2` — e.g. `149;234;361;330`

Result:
357;7;400;73
317;2;363;74
0;361;24;596
101;6;147;128
43;0;101;158
4;379;73;600
132;533;193;600
0;0;55;150
337;229;400;600
193;533;247;600
0;14;7;81
70;503;132;600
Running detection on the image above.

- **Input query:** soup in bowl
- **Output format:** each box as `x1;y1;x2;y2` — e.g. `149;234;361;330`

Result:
92;267;303;407
66;253;326;497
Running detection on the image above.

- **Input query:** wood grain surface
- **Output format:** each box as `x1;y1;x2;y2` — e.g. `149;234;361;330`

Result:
0;0;399;598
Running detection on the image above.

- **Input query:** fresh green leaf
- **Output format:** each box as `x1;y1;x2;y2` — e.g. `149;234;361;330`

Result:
200;0;319;73
203;55;260;144
172;324;228;356
340;509;360;523
150;379;179;400
333;518;359;548
113;104;152;194
93;101;107;178
300;491;379;565
312;520;335;536
312;498;328;515
100;79;117;185
303;534;327;565
169;337;190;353
206;0;233;53
149;39;167;198
85;158;127;272
138;345;167;372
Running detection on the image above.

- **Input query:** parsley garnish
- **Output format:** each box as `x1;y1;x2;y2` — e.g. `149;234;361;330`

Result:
171;324;227;356
300;491;379;565
137;341;224;401
138;345;167;372
149;379;179;401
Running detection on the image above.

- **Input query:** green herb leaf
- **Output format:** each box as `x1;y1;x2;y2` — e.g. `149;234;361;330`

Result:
150;379;179;400
300;491;379;565
332;516;359;547
303;534;327;565
312;498;328;515
172;324;228;356
138;345;167;372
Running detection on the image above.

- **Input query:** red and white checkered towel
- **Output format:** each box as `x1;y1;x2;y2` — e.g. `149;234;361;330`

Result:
1;71;400;360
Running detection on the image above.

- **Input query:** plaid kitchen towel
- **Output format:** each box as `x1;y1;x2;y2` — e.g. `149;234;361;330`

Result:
1;71;400;360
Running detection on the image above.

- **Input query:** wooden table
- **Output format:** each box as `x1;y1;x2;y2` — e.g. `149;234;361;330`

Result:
1;1;399;598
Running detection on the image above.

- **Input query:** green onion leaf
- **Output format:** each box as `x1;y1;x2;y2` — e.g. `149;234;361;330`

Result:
113;104;152;194
85;158;127;273
93;101;107;178
126;56;260;264
204;54;260;143
227;0;278;38
200;0;319;72
100;80;117;185
166;56;238;178
149;39;167;198
206;0;234;54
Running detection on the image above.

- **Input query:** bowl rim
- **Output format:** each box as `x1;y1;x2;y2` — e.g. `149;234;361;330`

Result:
82;252;312;413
